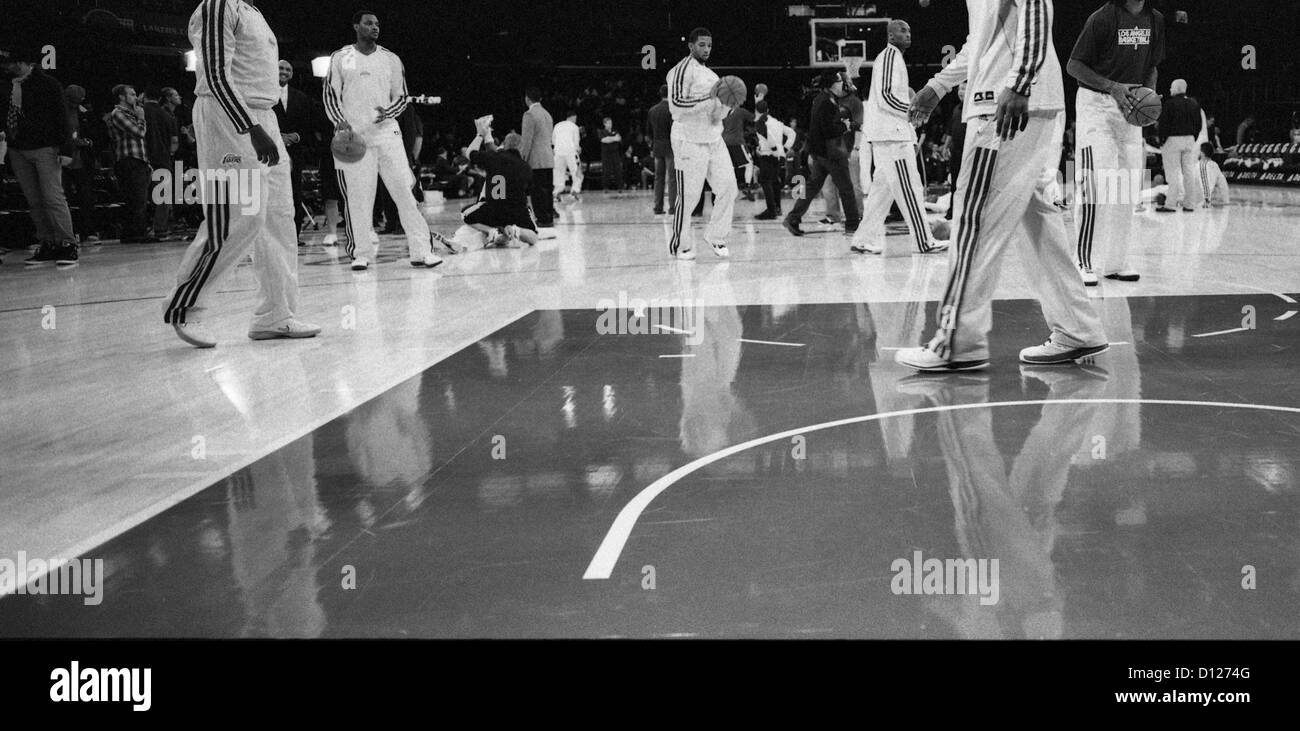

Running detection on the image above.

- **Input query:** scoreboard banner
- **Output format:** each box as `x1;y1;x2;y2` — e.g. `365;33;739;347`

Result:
1222;143;1300;186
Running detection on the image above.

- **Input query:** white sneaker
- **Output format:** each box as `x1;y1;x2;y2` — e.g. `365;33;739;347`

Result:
322;233;339;246
538;227;557;240
486;228;507;247
430;231;460;255
248;319;322;341
173;321;217;349
1079;267;1098;286
351;256;370;271
675;248;696;261
413;252;444;268
894;346;989;372
1019;339;1109;365
710;242;730;258
921;239;950;253
504;224;523;245
850;241;882;254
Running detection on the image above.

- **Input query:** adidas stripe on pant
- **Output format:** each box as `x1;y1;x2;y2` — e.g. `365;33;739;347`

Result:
164;99;299;327
336;124;433;261
927;112;1106;363
1074;88;1144;275
852;140;935;252
669;135;735;256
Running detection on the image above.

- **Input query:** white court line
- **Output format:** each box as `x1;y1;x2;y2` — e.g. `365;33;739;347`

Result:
582;398;1300;580
1275;310;1298;322
739;338;805;347
134;472;216;479
653;324;693;335
1191;327;1249;338
659;354;696;358
1276;293;1298;304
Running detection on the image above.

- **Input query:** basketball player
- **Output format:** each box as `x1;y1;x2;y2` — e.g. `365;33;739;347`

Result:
850;19;949;256
552;110;583;202
897;0;1109;372
324;11;446;271
1069;0;1165;284
163;0;319;348
666;27;735;260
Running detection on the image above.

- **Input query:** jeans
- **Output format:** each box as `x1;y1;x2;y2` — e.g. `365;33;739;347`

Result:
114;156;152;238
787;153;859;228
8;146;76;243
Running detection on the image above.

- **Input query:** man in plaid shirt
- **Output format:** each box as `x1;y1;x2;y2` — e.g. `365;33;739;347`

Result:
108;84;156;243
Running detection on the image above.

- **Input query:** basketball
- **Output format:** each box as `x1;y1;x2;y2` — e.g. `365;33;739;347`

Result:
714;75;747;107
931;219;951;241
331;129;367;163
1124;86;1161;127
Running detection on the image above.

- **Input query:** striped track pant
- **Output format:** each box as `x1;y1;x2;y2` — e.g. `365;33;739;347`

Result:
852;140;935;251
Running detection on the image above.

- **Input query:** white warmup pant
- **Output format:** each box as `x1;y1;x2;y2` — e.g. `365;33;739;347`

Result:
164;100;298;328
1161;135;1202;208
335;121;432;261
851;140;936;252
927;112;1107;364
553;152;583;193
1074;87;1146;276
669;135;736;256
1200;160;1230;204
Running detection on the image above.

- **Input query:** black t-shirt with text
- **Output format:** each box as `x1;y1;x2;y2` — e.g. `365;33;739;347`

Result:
468;147;532;206
1071;4;1166;89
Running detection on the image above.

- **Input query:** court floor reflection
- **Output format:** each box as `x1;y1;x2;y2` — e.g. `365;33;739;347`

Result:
1;295;1297;638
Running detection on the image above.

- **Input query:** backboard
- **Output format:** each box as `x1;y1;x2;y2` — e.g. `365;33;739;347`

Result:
809;18;892;68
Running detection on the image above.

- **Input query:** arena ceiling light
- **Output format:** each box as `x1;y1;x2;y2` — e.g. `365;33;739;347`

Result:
311;56;330;78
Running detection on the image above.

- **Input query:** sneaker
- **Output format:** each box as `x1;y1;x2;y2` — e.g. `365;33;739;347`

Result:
1155;206;1177;213
412;252;444;268
710;242;730;258
920;240;950;254
537;227;557;240
754;211;778;220
1018;339;1110;365
503;224;529;246
350;256;370;271
24;242;57;266
322;233;339;246
817;217;838;226
486;228;508;247
173;321;217;349
782;218;804;237
653;207;664;215
1103;270;1140;282
895;346;989;372
430;231;460;255
1080;267;1098;287
674;247;696;261
54;241;79;266
248;319;322;341
850;242;882;254
1180;207;1195;213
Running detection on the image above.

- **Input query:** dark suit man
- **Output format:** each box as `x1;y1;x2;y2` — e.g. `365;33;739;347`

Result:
273;60;315;239
647;85;676;214
519;86;555;230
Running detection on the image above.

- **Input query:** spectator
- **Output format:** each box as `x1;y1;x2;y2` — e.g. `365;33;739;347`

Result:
141;87;178;238
273;60;314;243
62;84;100;242
107;84;155;243
1156;79;1203;212
161;86;199;231
823;71;864;223
647;85;674;214
0;44;78;265
599;116;623;193
519;85;555;234
783;69;859;236
754;100;796;219
1235;115;1256;148
552;110;583;201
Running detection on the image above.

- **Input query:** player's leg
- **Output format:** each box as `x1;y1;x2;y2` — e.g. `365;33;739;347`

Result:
1161;142;1184;209
163;100;268;336
374;134;435;262
891;144;940;252
570;155;584;194
1014;117;1107;361
702;139;736;255
337;138;381;265
247;109;312;335
553;155;568;196
670;138;706;257
1103;116;1144;278
665;155;677;212
904;119;1047;369
850;146;895;252
1073;89;1108;283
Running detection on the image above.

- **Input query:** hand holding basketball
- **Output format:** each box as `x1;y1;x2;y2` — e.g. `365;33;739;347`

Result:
713;75;747;108
331;128;366;163
1122;86;1162;127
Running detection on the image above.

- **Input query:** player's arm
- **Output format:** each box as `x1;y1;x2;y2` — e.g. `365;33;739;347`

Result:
880;48;911;113
323;52;349;131
995;0;1051;141
200;0;255;134
912;37;970;125
1067;11;1143;114
670;63;714;109
375;55;409;122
